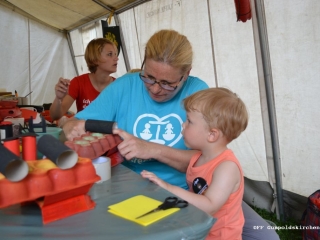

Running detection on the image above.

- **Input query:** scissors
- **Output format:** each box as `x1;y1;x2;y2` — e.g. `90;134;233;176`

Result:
136;196;188;219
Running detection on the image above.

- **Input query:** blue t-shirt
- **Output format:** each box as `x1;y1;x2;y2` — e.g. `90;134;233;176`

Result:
76;72;208;189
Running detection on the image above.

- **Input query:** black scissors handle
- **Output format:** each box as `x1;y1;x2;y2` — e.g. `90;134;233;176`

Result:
159;197;188;210
135;196;188;219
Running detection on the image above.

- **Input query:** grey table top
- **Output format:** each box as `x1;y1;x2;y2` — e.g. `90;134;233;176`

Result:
0;164;215;240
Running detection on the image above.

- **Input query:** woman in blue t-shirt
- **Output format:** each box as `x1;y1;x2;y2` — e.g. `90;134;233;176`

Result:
63;29;208;189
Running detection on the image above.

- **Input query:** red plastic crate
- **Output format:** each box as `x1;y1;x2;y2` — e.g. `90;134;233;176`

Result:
0;157;100;224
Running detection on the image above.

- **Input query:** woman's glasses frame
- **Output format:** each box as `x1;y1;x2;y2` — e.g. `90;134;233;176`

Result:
140;59;183;91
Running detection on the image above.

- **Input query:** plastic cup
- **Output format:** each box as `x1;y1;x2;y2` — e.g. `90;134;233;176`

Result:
92;156;111;183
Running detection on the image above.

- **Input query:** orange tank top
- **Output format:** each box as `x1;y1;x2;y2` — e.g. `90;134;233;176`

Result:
186;149;244;240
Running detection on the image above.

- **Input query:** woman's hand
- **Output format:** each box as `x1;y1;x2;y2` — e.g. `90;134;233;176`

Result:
62;119;86;140
55;77;70;100
113;128;193;172
113;128;160;160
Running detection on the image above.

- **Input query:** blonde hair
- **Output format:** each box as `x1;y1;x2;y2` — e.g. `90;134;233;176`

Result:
183;88;248;142
128;68;141;73
85;38;117;73
144;30;193;73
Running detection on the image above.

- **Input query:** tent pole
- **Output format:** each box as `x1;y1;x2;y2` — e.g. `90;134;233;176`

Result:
254;0;285;221
206;0;218;87
27;19;32;104
92;0;151;15
114;14;130;72
66;33;79;76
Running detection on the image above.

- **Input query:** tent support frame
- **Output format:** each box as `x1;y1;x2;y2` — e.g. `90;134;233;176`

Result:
66;32;79;77
114;13;130;72
254;0;285;221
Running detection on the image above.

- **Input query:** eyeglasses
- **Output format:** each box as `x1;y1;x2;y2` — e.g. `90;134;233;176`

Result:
139;70;183;91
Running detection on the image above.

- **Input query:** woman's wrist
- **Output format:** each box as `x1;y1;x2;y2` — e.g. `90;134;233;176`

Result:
55;97;62;104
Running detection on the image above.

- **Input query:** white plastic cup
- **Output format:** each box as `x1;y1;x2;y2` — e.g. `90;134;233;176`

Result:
92;156;111;183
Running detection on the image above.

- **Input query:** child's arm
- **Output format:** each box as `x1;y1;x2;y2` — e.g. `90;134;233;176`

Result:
141;161;241;215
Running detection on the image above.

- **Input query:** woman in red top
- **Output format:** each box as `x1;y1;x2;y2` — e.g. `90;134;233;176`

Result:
49;38;118;122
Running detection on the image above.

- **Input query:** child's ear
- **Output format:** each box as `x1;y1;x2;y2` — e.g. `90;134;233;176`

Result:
208;128;219;142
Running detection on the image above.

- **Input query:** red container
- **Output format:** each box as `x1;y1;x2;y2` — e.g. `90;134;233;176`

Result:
0;157;100;224
66;132;122;160
0;100;18;108
0;108;21;122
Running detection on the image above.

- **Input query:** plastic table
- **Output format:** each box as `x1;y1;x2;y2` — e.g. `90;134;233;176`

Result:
0;164;216;240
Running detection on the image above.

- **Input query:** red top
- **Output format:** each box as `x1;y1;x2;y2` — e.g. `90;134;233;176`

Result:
68;73;115;112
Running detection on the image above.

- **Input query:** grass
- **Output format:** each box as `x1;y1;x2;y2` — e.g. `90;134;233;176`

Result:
251;205;303;240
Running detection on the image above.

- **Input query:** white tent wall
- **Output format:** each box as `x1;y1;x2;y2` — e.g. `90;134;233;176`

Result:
116;9;144;70
207;0;278;213
265;1;320;197
133;0;216;87
207;1;270;181
0;5;29;96
0;3;76;111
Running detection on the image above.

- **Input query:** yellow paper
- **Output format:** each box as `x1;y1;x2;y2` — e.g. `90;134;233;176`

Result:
108;195;180;226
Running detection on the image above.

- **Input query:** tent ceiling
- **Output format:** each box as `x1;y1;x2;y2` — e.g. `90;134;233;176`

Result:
2;0;147;31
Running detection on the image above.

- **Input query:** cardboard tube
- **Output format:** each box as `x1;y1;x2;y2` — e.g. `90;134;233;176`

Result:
37;134;78;169
85;120;117;134
0;144;28;182
3;137;20;156
22;135;37;161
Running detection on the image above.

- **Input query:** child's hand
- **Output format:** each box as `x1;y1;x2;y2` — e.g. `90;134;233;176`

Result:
140;170;169;190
